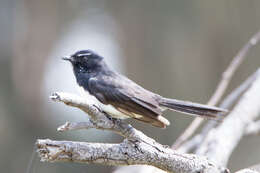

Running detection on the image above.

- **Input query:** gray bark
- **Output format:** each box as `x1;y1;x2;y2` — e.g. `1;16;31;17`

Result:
36;92;226;173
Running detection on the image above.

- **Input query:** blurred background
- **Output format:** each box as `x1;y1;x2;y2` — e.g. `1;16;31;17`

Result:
1;0;260;172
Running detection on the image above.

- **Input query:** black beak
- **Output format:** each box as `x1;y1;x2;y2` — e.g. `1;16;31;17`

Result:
62;56;73;62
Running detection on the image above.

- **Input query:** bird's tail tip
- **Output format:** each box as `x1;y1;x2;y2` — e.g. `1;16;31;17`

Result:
150;116;170;128
159;97;228;120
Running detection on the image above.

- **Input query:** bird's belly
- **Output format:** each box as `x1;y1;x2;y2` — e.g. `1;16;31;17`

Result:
77;86;129;119
100;104;129;119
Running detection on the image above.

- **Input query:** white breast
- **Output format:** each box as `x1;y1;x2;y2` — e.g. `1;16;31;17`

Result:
77;86;129;119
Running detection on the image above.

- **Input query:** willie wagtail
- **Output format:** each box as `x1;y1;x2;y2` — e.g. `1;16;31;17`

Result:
62;50;227;128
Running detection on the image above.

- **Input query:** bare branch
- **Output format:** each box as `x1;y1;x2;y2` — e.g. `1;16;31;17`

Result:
179;69;259;153
142;68;260;173
172;118;203;149
208;31;260;106
195;69;260;166
50;92;151;141
57;121;96;132
236;169;259;173
36;92;228;173
245;120;260;136
172;30;260;149
236;164;260;173
219;71;259;109
36;139;225;173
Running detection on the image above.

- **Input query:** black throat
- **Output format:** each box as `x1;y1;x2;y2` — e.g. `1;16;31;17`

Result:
72;60;111;91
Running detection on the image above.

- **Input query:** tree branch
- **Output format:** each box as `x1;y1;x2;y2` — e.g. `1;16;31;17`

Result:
236;169;259;173
57;121;97;132
50;92;150;141
172;30;260;149
236;164;260;173
37;139;224;173
245;120;260;136
179;69;259;153
195;69;260;166
134;68;260;173
36;92;227;173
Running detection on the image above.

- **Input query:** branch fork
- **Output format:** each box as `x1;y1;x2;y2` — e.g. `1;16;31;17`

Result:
36;92;227;173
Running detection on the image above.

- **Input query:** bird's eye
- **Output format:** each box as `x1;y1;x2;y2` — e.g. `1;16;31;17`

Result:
77;55;88;62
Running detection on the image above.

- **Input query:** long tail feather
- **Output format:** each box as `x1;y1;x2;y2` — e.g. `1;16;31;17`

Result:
159;98;228;119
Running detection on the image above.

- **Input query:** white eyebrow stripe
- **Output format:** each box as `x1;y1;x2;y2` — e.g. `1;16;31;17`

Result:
78;53;92;56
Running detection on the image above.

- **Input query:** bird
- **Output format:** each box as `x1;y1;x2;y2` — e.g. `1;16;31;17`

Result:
62;50;227;128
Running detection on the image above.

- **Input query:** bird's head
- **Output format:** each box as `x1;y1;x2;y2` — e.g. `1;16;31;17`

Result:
62;50;104;73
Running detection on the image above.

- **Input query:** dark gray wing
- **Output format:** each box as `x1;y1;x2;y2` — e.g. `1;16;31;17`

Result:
87;74;166;127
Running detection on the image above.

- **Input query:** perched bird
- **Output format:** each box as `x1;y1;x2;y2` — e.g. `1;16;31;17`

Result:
62;50;227;128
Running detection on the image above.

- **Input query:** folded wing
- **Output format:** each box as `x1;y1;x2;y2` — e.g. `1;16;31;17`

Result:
87;74;169;128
